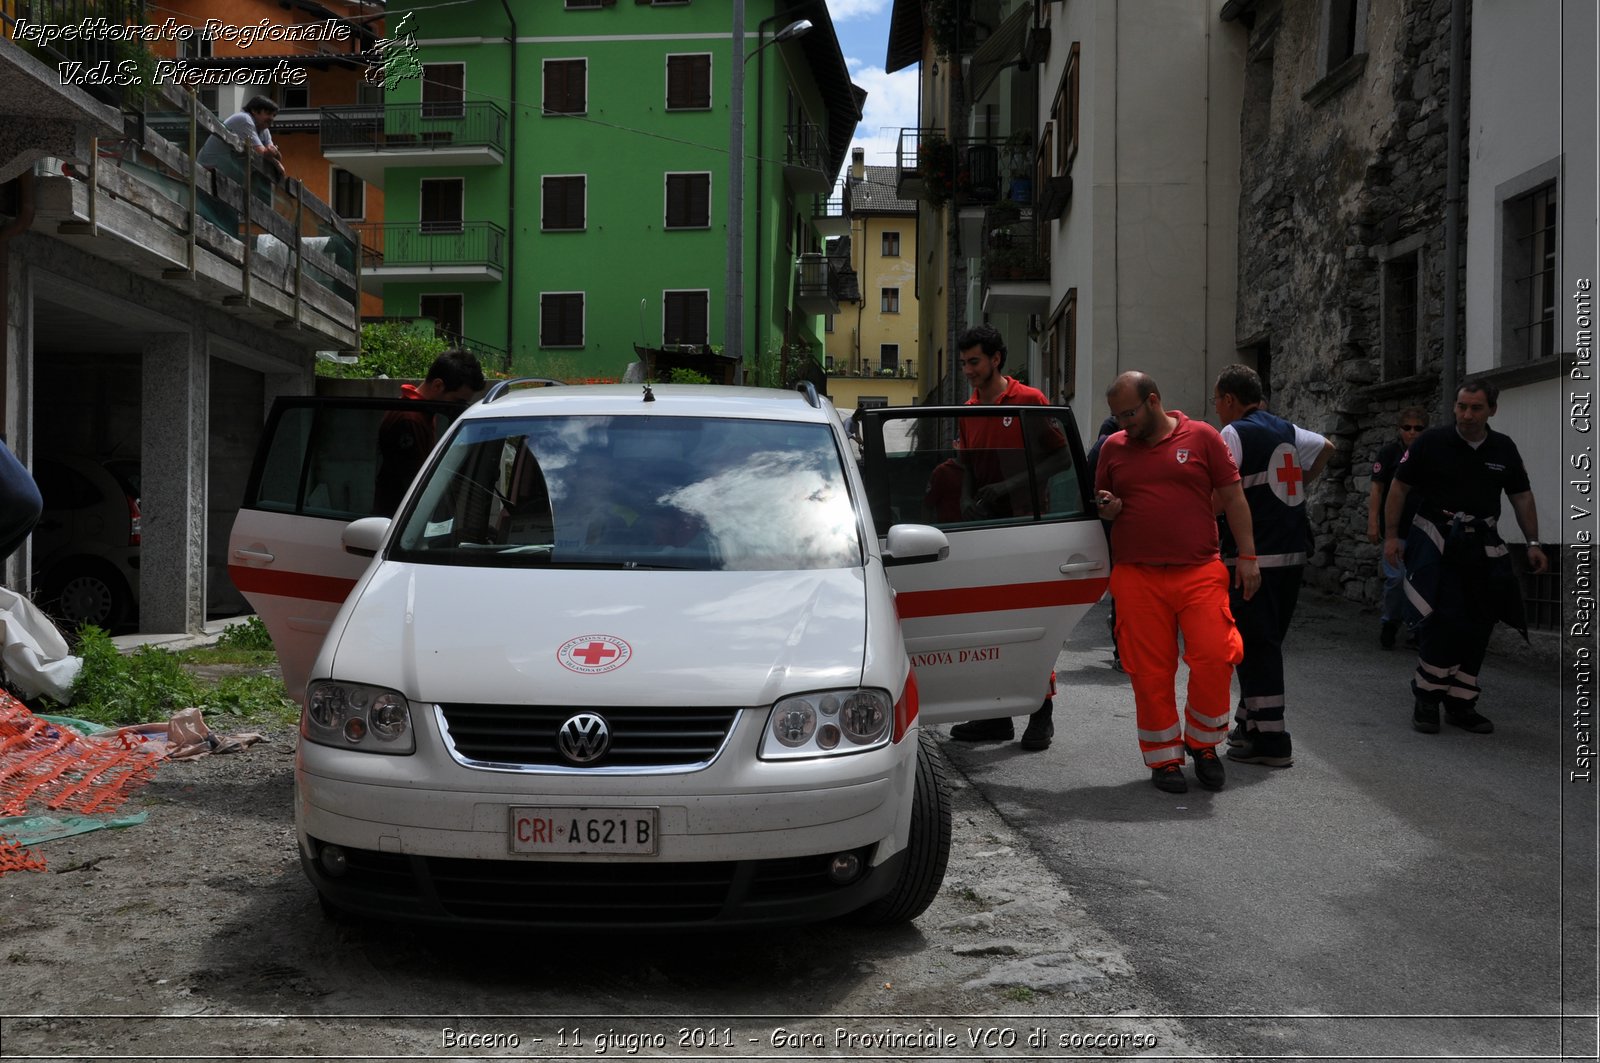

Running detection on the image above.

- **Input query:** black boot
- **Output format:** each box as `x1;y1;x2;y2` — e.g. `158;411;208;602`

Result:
1020;698;1054;751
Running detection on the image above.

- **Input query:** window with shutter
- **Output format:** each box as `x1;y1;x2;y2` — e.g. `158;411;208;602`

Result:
664;173;711;229
420;179;464;234
540;293;585;347
423;63;465;118
543;59;587;115
419;294;464;340
541;175;586;231
662;290;709;345
666;54;711;110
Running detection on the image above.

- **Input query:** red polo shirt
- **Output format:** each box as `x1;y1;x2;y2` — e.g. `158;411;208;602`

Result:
1094;411;1239;565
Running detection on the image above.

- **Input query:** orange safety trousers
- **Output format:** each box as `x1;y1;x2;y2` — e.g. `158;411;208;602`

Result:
1110;560;1244;769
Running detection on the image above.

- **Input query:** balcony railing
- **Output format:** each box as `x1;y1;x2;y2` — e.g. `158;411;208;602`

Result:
2;0;148;109
29;82;360;345
783;118;830;195
982;206;1048;285
354;221;506;272
320;102;509;155
795;251;843;315
896;128;1036;210
813;183;847;236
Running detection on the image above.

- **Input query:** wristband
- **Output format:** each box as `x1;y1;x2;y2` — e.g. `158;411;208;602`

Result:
1237;554;1258;560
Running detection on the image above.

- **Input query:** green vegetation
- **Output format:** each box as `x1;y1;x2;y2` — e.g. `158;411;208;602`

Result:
1001;986;1036;1004
315;321;450;380
45;625;296;728
668;368;712;385
214;616;275;652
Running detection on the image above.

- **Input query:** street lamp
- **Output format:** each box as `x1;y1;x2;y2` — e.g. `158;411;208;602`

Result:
726;8;813;384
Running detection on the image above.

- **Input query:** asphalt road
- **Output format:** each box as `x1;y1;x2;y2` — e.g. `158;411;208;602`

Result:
939;590;1597;1059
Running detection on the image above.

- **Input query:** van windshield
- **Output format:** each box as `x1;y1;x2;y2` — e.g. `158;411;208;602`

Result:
388;414;862;571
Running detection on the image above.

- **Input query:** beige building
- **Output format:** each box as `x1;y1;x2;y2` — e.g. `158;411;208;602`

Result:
826;150;921;410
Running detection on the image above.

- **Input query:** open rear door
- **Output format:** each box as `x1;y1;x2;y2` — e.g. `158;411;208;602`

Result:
226;395;462;704
860;405;1110;726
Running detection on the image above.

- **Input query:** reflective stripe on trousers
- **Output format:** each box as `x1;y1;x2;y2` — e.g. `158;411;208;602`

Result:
1111;560;1244;768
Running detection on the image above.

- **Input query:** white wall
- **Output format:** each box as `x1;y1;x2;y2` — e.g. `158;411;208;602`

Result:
1466;0;1597;544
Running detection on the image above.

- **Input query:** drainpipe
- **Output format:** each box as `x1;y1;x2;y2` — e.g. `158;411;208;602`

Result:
753;9;789;388
0;173;38;440
500;0;517;368
1440;0;1464;406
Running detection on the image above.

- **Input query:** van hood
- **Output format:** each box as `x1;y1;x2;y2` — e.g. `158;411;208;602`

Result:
325;563;869;706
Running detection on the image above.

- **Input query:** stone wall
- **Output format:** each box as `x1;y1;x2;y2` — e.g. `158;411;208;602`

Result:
1231;0;1467;607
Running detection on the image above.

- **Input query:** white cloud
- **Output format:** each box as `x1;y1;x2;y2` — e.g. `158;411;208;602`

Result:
844;61;920;173
828;0;892;21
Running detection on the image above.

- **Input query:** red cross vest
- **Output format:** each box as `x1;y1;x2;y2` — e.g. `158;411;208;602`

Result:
1219;409;1313;568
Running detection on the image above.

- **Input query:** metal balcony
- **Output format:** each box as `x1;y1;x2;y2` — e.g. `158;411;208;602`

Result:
353;221;505;293
813;182;848;237
783;118;831;196
795;252;841;315
980;206;1050;315
320;102;508;188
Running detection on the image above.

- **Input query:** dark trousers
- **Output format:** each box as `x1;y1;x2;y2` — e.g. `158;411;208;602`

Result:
1229;565;1303;733
0;443;41;564
1410;565;1496;706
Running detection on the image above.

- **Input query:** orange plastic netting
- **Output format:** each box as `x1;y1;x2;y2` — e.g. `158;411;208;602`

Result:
0;693;166;874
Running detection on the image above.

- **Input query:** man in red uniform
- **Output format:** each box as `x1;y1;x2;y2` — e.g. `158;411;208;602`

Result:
1095;371;1258;793
944;324;1068;751
373;348;485;516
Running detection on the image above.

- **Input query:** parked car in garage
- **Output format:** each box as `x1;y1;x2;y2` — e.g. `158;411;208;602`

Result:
228;384;1109;929
31;456;141;631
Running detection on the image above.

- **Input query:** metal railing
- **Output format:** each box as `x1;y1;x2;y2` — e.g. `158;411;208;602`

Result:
785;118;827;172
320;101;509;154
2;0;148;109
353;221;506;271
982;204;1048;284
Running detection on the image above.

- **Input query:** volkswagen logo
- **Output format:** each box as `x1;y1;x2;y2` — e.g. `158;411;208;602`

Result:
557;712;611;764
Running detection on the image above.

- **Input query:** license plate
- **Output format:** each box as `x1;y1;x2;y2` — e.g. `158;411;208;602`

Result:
509;807;659;855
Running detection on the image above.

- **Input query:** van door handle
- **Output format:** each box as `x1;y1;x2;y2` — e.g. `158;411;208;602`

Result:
1059;560;1105;574
233;548;275;562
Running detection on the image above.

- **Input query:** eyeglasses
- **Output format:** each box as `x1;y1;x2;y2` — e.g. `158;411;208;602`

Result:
1111;400;1146;423
1400;423;1426;431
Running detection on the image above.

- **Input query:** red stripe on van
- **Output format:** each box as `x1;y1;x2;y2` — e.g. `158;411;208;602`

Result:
227;565;358;604
894;577;1109;619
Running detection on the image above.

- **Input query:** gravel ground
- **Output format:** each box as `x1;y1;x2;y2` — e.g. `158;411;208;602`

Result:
0;700;1214;1060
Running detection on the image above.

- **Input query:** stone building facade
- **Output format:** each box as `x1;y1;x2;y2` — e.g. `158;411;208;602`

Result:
1226;0;1467;604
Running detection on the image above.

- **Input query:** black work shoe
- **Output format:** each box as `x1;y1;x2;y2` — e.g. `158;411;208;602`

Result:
1020;702;1054;751
1151;764;1188;793
1445;704;1494;734
1187;744;1226;791
950;717;1015;742
1380;619;1400;650
1226;730;1294;767
1413;698;1441;734
1226;720;1250;747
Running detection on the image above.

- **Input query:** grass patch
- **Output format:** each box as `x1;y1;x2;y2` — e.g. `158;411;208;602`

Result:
45;625;295;728
1001;986;1036;1004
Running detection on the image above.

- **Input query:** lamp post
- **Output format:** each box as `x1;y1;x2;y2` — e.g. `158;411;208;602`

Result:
726;7;812;384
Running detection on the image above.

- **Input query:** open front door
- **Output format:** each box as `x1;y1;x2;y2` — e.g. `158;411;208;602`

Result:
860;405;1110;726
226;395;463;704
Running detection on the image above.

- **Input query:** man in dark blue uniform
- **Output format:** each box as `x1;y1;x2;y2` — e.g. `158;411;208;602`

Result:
1383;382;1547;734
1213;365;1334;768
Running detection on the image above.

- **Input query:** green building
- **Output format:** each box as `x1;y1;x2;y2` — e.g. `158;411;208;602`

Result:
324;0;862;384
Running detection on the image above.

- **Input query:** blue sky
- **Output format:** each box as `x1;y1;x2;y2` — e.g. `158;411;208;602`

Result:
825;0;919;172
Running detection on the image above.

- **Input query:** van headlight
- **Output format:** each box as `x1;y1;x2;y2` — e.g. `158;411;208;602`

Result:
760;689;893;759
304;681;415;754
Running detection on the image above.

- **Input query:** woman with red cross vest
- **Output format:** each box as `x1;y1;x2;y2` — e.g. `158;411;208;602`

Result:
1212;364;1334;769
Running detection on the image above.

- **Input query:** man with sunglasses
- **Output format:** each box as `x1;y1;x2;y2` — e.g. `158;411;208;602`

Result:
944;324;1066;751
1095;371;1257;793
1367;407;1428;648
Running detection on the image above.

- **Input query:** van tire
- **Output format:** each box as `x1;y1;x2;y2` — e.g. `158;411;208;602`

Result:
850;729;953;926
